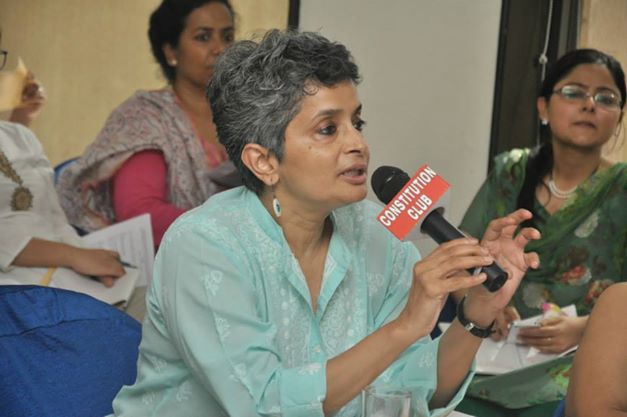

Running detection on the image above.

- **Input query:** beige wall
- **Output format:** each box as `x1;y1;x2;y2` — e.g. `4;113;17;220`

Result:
300;0;501;239
580;0;627;162
0;0;288;164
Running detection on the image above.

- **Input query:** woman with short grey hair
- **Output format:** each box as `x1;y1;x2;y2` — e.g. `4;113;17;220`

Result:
110;29;541;417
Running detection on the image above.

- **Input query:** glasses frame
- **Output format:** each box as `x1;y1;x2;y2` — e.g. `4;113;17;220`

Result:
0;49;7;71
552;84;623;110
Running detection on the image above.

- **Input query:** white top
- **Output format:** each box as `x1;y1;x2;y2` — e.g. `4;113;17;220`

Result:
0;121;82;284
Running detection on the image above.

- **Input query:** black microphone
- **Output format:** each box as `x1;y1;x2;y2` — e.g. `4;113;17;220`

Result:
371;165;507;292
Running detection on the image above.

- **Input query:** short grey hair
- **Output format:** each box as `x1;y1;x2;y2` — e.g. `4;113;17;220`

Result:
207;29;361;194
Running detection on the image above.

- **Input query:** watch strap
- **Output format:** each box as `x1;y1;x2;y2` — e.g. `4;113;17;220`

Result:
456;296;495;338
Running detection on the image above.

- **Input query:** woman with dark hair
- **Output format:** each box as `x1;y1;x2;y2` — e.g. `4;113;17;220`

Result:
109;30;540;417
57;0;239;247
458;48;626;415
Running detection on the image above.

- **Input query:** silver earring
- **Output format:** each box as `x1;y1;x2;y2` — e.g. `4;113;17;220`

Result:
541;119;548;126
272;195;281;218
169;59;177;66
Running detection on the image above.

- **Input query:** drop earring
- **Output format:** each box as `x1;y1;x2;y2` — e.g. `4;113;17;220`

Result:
272;193;282;218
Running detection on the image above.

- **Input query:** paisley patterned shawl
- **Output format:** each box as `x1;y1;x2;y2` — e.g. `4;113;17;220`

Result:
56;89;239;231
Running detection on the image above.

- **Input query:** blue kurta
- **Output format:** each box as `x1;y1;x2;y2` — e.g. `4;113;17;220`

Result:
111;187;472;417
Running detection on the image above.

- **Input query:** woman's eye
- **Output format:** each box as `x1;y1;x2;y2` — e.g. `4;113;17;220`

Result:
353;118;366;131
561;87;586;100
195;33;211;42
318;124;337;136
223;31;235;44
596;93;619;107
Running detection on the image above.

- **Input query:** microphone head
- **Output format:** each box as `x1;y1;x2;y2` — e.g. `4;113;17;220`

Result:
371;165;410;204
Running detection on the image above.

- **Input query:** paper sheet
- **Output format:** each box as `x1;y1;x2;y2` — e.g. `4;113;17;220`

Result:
82;214;154;286
439;304;578;375
49;267;139;306
0;57;28;112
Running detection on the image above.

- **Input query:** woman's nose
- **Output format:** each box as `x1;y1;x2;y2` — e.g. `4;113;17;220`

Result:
210;37;227;55
581;94;596;112
346;128;367;153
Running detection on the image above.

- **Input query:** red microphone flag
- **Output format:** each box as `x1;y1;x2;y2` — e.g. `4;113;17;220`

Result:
375;164;450;240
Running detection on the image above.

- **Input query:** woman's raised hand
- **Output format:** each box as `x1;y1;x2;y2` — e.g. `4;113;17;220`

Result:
396;237;495;340
467;209;541;311
9;71;47;127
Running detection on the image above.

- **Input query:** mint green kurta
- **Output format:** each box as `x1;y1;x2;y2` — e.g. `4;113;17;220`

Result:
111;187;472;417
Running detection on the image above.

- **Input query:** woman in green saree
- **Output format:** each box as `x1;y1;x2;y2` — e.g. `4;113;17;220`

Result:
457;48;626;416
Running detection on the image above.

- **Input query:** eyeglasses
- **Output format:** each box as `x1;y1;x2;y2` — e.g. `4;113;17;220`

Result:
0;49;7;71
553;84;623;110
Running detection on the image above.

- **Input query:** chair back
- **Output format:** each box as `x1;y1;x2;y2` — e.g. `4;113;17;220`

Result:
552;399;565;417
53;157;78;185
0;285;141;417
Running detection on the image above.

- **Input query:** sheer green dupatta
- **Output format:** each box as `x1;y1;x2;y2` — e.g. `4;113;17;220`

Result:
524;163;627;283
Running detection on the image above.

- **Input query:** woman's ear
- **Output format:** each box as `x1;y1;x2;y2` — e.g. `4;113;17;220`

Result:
241;143;279;186
163;43;178;66
537;97;549;124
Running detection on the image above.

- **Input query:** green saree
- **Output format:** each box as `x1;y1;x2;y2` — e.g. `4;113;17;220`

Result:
457;148;627;415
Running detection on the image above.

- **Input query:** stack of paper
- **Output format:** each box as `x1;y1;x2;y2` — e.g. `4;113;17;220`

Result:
49;267;139;306
42;214;154;306
439;304;577;375
81;213;154;287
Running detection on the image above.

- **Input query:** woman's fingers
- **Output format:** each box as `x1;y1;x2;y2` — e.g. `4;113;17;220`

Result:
421;238;487;266
504;305;521;322
439;272;487;293
415;252;493;286
523;252;540;269
483;209;533;241
491;311;510;341
98;276;115;287
514;227;541;248
517;324;556;345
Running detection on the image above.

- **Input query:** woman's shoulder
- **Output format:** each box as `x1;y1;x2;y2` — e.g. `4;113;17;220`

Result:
111;89;176;115
493;148;531;173
160;187;259;247
607;161;627;189
487;148;531;188
0;121;45;159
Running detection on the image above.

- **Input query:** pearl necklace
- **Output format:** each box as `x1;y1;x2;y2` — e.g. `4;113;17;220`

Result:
547;176;578;199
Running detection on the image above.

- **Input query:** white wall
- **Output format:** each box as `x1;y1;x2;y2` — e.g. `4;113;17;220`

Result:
300;0;501;253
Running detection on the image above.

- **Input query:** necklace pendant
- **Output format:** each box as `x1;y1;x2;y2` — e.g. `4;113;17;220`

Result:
11;186;33;211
